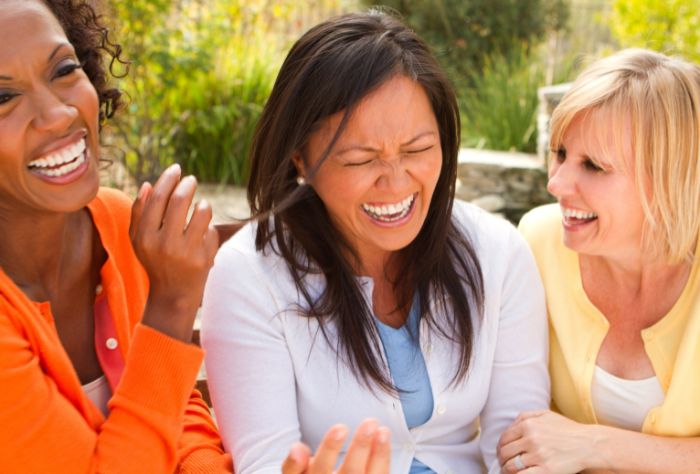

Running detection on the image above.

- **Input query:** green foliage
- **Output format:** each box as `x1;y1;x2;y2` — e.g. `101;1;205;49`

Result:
610;0;700;62
108;0;352;185
360;0;568;89
359;0;568;153
461;45;577;152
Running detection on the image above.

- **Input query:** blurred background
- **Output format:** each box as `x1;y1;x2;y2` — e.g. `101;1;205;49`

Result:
101;0;700;220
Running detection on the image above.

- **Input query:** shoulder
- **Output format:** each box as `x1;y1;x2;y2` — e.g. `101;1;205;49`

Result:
518;203;561;245
451;199;526;259
517;204;564;267
208;220;293;295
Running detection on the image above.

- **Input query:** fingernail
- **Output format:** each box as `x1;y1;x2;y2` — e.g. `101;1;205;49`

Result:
377;427;390;444
169;163;181;174
362;419;378;437
200;198;209;209
137;183;148;200
333;425;348;442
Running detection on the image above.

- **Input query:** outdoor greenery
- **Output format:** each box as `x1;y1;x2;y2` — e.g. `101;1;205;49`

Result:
107;0;351;185
107;1;693;183
360;0;571;152
609;0;700;63
461;44;575;153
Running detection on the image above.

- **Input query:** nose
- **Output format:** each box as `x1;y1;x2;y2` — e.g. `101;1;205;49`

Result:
30;86;78;132
546;159;576;198
376;155;411;192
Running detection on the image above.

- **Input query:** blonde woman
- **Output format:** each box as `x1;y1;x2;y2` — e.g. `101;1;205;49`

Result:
498;49;700;473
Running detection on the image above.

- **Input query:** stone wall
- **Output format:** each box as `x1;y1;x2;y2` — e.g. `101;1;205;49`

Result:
456;148;554;224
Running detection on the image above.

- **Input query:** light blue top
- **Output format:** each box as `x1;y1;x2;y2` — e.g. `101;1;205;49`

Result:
375;295;436;474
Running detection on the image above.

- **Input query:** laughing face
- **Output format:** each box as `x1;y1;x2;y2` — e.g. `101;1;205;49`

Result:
298;75;442;270
0;0;100;216
547;110;647;260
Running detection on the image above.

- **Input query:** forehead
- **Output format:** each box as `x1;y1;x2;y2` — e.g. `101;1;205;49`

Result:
564;107;634;166
318;75;436;142
0;0;67;61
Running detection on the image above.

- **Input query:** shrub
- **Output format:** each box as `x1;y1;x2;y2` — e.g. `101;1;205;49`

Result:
610;0;700;63
461;44;578;152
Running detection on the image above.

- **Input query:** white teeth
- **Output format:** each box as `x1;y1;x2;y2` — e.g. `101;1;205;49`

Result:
562;207;597;220
362;194;416;222
29;139;87;178
28;139;86;170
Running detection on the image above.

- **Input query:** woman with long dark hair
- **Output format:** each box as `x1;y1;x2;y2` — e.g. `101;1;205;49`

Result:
202;11;549;473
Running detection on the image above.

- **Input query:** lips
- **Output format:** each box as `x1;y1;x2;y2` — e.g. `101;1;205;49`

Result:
561;206;598;226
362;193;416;222
28;138;87;177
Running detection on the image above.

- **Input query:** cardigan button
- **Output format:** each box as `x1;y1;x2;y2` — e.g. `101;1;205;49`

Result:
95;284;103;295
437;404;446;415
105;337;118;350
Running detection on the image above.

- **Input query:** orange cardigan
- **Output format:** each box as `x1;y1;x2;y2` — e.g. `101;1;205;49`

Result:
0;188;232;473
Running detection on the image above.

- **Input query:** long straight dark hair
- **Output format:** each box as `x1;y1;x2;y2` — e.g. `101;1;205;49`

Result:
247;10;484;393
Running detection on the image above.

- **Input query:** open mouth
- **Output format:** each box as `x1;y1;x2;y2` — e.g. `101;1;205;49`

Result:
28;138;87;178
361;193;416;223
562;207;598;226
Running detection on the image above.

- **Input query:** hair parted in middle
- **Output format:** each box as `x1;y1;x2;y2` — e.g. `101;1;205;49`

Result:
247;10;484;393
550;48;700;263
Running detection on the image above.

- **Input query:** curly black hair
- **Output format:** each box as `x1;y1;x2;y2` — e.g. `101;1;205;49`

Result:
42;0;128;123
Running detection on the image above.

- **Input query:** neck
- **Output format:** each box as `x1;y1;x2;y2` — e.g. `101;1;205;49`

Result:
581;251;692;295
0;206;93;300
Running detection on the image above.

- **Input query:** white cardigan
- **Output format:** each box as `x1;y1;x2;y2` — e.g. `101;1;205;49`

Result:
201;200;549;474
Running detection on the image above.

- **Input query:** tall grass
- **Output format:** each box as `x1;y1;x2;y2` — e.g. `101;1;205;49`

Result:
461;44;577;152
111;0;356;186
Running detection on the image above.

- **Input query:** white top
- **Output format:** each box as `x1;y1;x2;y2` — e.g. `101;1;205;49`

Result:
201;200;550;474
591;366;666;431
82;375;111;417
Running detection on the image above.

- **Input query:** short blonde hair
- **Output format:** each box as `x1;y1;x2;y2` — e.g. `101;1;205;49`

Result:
550;48;700;263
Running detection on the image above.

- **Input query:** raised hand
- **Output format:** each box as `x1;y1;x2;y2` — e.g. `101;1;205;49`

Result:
282;419;391;474
129;164;219;342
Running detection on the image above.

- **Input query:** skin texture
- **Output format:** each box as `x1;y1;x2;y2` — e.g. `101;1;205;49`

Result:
295;75;442;327
497;110;700;473
282;419;391;474
546;111;646;263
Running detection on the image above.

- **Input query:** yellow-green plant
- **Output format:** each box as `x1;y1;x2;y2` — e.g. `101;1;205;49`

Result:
610;0;700;62
108;0;355;185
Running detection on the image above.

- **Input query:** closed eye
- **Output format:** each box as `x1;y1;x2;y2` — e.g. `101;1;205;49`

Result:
343;159;373;167
55;62;83;79
551;146;566;162
583;159;605;172
405;145;435;154
0;91;19;105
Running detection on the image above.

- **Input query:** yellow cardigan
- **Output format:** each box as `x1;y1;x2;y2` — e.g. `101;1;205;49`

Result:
519;204;700;436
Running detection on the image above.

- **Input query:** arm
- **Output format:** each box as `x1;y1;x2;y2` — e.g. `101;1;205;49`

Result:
478;228;551;474
201;243;302;473
499;410;700;473
0;307;208;473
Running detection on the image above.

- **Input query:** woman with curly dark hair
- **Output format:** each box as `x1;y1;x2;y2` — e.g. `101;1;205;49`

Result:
0;1;234;471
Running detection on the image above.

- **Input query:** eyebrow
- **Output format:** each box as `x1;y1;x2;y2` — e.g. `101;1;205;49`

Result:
0;43;71;81
334;131;438;156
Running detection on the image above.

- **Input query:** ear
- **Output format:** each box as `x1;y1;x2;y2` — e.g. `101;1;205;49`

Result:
292;151;306;178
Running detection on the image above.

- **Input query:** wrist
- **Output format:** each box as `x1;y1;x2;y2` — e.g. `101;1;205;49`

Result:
142;293;200;343
586;423;614;470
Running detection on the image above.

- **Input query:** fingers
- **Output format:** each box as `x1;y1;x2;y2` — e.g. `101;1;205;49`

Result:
366;426;391;474
186;199;213;241
138;163;183;235
308;424;349;473
162;175;198;240
337;419;379;474
282;442;312;474
129;181;152;242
